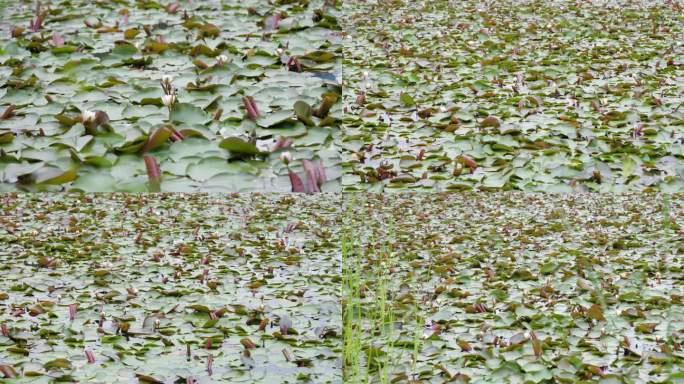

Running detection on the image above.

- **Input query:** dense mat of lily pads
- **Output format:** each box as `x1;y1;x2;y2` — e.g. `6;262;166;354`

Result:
0;194;341;382
341;0;684;192
0;0;342;192
343;194;684;383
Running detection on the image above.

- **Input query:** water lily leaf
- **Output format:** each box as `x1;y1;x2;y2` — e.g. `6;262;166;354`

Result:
190;44;219;57
70;173;117;192
0;132;14;144
203;318;219;328
635;323;657;334
169;103;210;126
110;42;138;57
51;45;78;54
300;50;335;63
313;93;338;118
480;116;501;128
117;136;148;154
587;304;605;321
0;0;342;192
400;92;416;107
143;127;172;153
294;101;315;126
123;28;140;39
188;304;211;313
44;358;71;370
292;127;331;146
36;168;77;185
219;137;262;155
144;41;170;54
115;56;153;68
135;374;163;383
256;110;295;128
55;113;80;127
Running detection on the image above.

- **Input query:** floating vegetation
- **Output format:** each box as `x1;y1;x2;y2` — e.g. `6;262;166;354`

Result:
0;0;342;192
0;193;342;382
343;193;684;382
341;0;684;192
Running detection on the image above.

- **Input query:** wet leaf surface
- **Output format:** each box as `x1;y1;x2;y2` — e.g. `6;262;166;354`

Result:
343;194;684;383
0;193;341;382
341;0;684;192
0;0;342;192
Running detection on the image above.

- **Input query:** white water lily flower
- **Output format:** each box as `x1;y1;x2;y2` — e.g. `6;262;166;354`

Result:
379;112;391;125
162;94;177;107
216;55;228;64
279;151;292;165
82;110;96;123
162;75;173;84
360;71;372;92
